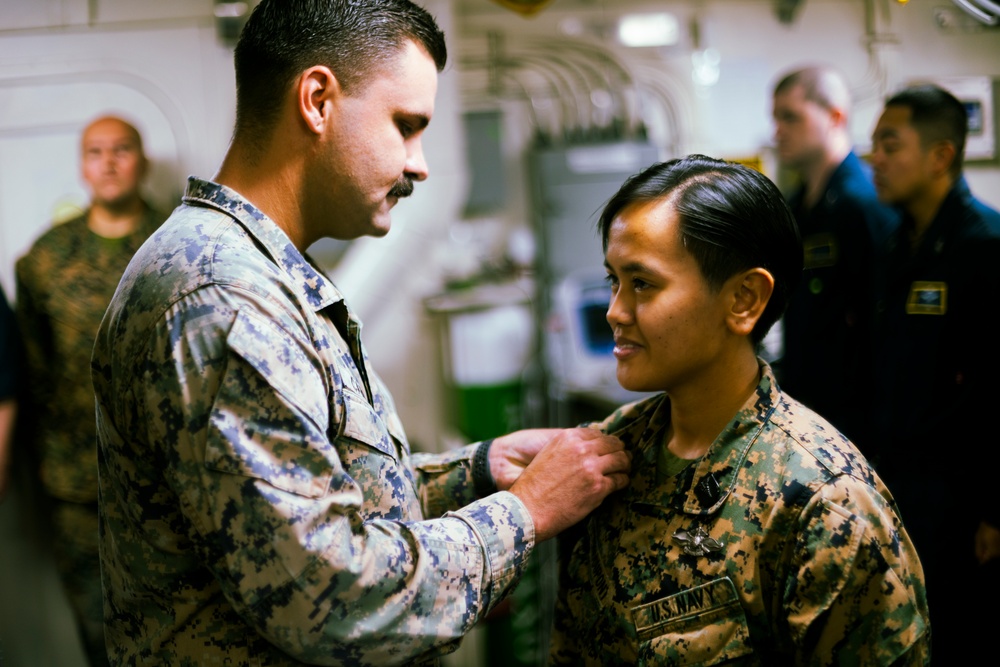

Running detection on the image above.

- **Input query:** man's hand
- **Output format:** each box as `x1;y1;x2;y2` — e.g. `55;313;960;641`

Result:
975;520;1000;565
488;428;565;491
508;428;630;542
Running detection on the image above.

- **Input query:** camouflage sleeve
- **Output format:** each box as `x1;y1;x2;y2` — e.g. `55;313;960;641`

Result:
138;285;533;664
784;475;930;665
411;443;481;518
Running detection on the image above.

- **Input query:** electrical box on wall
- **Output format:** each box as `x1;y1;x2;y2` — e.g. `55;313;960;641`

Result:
529;141;661;417
528;141;660;288
462;110;506;217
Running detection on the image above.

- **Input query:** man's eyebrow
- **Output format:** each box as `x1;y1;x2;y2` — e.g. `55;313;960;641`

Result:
605;259;655;274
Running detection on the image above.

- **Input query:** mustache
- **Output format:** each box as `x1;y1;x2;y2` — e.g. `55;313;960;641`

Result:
388;176;414;199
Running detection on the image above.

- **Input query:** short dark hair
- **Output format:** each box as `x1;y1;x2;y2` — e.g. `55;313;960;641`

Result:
598;155;803;347
885;84;967;178
233;0;447;145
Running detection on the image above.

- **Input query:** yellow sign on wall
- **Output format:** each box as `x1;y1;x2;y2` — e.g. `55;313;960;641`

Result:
489;0;555;17
728;156;764;174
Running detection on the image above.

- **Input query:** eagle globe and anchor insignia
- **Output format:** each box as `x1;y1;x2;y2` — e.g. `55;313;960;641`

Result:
673;525;724;557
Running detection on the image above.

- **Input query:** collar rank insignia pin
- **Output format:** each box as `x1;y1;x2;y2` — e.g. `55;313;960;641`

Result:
695;473;721;506
673;525;724;557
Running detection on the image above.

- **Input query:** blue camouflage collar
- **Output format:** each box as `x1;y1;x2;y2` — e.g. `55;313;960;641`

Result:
182;176;346;312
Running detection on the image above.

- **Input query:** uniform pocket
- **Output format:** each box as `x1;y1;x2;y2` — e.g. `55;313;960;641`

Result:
338;387;397;459
632;577;754;666
205;308;334;498
331;385;415;520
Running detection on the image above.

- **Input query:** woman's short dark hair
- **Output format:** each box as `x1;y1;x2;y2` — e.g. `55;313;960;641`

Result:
598;154;803;347
233;0;447;145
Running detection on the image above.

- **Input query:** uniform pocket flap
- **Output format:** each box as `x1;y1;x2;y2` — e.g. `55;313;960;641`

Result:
339;388;396;459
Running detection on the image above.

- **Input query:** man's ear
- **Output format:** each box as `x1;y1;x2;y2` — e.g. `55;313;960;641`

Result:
298;66;340;135
829;105;848;131
929;140;957;178
727;268;774;337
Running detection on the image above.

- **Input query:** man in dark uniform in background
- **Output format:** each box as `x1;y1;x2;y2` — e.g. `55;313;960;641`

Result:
771;65;898;451
869;83;1000;660
14;115;167;666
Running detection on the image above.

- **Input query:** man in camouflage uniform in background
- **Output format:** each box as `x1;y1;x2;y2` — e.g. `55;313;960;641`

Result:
14;115;167;666
549;155;930;664
90;1;630;665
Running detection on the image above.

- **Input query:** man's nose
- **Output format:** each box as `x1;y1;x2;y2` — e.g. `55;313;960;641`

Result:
405;140;429;182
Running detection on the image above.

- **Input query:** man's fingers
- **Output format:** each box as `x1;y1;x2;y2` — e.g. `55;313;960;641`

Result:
557;428;625;455
606;471;630;492
597;452;632;493
593;434;626;455
595;449;632;475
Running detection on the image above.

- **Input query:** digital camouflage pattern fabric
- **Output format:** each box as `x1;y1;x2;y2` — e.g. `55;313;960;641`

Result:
15;206;165;502
15;204;165;666
92;178;534;666
550;361;930;665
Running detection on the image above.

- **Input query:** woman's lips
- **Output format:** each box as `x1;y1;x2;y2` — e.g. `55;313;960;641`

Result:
613;336;642;360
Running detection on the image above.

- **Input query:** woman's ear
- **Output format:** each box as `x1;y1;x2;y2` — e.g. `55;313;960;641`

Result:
298;65;340;135
727;268;774;337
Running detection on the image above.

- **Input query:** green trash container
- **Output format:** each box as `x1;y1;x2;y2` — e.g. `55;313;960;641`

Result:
424;281;534;443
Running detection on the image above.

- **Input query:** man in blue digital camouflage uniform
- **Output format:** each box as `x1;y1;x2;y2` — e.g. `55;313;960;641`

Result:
90;1;630;665
869;83;1000;662
549;155;930;665
771;65;898;452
